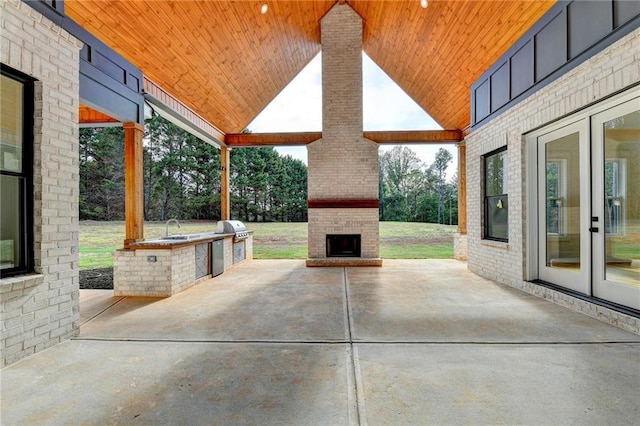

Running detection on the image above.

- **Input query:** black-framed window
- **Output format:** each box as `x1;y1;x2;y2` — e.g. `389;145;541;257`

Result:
483;146;508;241
1;65;34;278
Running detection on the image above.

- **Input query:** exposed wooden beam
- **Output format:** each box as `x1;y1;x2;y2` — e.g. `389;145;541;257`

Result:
225;130;462;147
79;105;120;125
364;130;463;144
225;132;322;147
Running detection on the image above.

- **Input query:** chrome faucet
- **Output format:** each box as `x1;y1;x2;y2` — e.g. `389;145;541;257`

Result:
166;218;181;236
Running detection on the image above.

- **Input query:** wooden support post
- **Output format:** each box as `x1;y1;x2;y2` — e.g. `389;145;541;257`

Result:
123;122;144;248
220;146;230;220
457;142;467;235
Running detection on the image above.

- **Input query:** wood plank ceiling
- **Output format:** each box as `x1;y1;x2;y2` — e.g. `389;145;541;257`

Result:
66;0;555;134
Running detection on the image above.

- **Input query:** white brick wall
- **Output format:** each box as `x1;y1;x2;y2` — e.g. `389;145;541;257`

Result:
1;0;82;367
114;249;174;297
307;4;380;260
320;4;363;142
453;233;468;261
114;245;199;297
465;27;640;334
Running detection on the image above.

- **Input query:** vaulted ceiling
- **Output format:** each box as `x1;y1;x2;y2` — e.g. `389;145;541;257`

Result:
66;0;555;134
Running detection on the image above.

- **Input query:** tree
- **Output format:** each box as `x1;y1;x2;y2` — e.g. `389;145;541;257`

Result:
380;146;424;194
80;116;307;223
429;148;453;224
378;145;458;225
231;147;307;222
379;146;425;221
146;116;191;221
79;127;125;220
185;136;221;220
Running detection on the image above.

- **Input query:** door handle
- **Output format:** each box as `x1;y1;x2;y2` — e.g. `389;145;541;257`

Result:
589;227;599;232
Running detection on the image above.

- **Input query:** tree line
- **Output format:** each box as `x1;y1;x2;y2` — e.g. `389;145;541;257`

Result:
379;146;457;224
79;115;307;222
80;115;457;224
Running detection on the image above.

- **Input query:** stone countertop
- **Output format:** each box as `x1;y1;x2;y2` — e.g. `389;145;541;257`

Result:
129;232;236;250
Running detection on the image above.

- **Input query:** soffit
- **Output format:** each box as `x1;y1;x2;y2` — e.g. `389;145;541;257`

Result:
66;0;555;134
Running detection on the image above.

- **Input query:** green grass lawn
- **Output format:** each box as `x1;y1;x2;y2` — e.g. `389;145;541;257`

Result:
380;244;452;259
79;220;458;268
253;246;308;259
80;246;117;269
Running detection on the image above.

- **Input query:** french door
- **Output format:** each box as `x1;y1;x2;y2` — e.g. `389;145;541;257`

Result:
535;95;640;310
537;120;590;294
591;99;639;309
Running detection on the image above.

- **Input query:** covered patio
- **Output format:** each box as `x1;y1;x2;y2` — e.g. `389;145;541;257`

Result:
2;5;639;419
3;260;639;424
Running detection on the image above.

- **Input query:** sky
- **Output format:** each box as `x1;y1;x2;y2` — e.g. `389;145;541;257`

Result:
247;53;458;180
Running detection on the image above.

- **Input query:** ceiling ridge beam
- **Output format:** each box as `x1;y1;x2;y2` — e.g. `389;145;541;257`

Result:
364;130;462;144
225;132;323;147
226;130;463;147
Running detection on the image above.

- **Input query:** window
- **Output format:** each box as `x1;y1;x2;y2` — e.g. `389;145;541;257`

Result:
1;65;34;277
604;159;626;235
483;147;508;241
545;159;567;235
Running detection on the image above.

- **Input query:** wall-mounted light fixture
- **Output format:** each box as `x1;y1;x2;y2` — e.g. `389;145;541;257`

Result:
420;0;428;9
261;3;268;14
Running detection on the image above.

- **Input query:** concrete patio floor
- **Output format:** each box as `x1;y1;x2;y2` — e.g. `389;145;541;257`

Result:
2;259;639;425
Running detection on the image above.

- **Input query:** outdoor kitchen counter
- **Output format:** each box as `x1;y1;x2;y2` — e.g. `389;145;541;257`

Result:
113;231;253;297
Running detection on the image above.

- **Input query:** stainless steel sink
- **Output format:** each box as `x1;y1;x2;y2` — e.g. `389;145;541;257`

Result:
161;232;219;241
162;234;200;240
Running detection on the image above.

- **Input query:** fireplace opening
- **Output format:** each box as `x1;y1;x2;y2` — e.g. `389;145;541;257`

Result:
326;234;361;257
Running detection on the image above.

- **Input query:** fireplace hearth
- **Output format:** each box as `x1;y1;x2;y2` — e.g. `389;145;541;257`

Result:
326;234;361;257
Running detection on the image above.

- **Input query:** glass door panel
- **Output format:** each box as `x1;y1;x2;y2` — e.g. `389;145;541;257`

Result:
592;100;640;310
537;121;590;294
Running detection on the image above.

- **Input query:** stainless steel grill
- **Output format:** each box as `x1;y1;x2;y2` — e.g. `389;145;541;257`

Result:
216;220;249;241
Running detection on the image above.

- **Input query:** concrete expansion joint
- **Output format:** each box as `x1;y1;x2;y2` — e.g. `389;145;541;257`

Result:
71;336;640;345
342;267;365;426
346;340;640;345
78;296;125;327
72;337;353;345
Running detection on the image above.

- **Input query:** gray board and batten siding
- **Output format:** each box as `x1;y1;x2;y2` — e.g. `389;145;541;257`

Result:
471;0;640;130
25;0;145;124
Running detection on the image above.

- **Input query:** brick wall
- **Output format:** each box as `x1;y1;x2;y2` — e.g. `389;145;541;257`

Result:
114;243;213;297
307;4;380;261
114;248;177;297
453;233;468;261
1;0;82;367
465;27;640;333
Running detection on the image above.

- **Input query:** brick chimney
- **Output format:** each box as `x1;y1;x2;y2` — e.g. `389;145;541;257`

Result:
306;4;381;266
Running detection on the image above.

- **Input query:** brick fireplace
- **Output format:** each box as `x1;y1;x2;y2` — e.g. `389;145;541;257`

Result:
306;4;381;267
